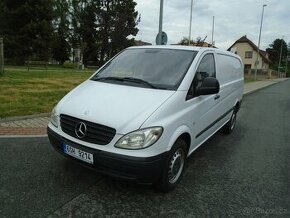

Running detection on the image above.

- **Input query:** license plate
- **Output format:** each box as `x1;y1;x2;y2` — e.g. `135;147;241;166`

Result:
63;144;94;164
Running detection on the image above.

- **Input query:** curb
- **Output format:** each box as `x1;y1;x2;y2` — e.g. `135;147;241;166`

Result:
243;82;277;96
0;135;47;138
0;113;50;123
243;78;289;96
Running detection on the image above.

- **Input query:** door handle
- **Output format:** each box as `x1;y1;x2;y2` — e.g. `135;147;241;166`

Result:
214;95;220;100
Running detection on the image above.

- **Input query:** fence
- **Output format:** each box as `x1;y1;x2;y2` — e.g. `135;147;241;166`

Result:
244;69;286;80
25;60;48;72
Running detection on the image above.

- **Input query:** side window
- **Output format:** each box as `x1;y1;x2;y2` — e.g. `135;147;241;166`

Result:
196;53;216;78
186;53;216;100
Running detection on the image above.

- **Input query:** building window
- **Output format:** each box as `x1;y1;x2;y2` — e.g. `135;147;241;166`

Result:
245;51;253;59
244;64;251;69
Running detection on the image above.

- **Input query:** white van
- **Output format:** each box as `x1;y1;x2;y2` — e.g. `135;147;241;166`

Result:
48;46;243;192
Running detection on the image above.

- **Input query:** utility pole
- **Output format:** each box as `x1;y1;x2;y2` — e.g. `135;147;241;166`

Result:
211;16;215;47
157;0;164;45
188;0;194;45
278;36;284;77
0;38;4;75
254;4;267;81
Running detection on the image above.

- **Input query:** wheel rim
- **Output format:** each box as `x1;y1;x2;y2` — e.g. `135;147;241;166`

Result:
230;112;236;130
168;148;185;184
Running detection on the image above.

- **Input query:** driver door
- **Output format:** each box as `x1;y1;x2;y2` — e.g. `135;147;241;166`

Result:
185;52;220;148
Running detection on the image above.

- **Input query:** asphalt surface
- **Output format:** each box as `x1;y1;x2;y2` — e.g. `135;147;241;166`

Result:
1;80;290;217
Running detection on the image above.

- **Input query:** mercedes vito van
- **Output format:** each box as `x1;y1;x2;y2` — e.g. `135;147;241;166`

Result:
48;46;243;192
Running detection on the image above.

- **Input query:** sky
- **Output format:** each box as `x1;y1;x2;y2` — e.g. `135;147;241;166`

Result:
134;0;290;51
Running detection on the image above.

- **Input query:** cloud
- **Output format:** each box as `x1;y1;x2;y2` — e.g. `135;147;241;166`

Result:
134;0;290;50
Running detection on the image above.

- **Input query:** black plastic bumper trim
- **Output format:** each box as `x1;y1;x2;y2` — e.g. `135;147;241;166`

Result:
47;127;167;183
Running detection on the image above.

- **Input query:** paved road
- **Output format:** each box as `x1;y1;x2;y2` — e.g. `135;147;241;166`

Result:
1;80;290;217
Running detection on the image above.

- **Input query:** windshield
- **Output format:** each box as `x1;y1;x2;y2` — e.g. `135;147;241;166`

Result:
91;48;198;90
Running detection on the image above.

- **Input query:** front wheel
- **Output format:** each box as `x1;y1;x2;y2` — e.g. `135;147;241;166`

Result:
155;139;187;192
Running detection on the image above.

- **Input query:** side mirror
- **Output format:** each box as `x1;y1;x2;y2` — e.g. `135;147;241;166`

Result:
196;77;220;96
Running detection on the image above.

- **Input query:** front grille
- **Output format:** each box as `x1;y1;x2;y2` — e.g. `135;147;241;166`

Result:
60;114;116;145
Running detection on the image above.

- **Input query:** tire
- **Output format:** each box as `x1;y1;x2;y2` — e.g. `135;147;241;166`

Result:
223;107;237;134
155;139;187;192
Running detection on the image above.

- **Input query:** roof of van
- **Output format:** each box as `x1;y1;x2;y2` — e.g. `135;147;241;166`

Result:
128;45;207;51
127;45;240;58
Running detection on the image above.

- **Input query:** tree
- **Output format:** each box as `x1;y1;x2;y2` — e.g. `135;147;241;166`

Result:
78;1;99;65
56;0;139;66
178;36;212;47
266;38;288;70
51;0;71;64
66;0;99;65
0;0;139;66
96;0;139;64
0;0;3;75
68;0;82;62
178;37;190;45
287;43;290;76
110;0;139;56
0;0;54;64
0;0;4;29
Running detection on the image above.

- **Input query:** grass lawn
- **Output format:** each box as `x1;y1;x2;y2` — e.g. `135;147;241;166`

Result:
0;66;95;118
244;77;255;83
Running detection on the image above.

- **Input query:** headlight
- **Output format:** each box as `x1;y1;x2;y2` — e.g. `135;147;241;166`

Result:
50;106;59;127
115;127;163;149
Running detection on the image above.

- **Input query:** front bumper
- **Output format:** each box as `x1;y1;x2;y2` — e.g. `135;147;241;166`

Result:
47;127;167;183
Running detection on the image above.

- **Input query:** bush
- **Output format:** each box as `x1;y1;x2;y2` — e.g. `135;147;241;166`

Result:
63;61;77;69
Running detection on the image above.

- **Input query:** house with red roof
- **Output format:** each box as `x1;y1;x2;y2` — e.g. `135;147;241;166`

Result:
228;35;271;71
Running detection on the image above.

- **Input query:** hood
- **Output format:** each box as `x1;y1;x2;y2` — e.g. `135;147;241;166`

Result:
57;80;175;134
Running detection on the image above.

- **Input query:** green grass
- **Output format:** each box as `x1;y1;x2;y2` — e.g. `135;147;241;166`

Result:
0;66;95;118
244;77;255;83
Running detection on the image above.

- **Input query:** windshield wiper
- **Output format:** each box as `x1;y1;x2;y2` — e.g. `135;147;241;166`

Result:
92;76;157;89
122;77;157;89
91;76;124;82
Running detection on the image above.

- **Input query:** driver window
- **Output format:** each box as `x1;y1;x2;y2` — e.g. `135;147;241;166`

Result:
186;53;216;100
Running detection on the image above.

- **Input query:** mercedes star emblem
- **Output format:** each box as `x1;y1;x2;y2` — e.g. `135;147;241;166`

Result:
75;122;87;139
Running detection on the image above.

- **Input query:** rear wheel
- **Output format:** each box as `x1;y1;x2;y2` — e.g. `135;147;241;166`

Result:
223;108;237;134
155;139;187;192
